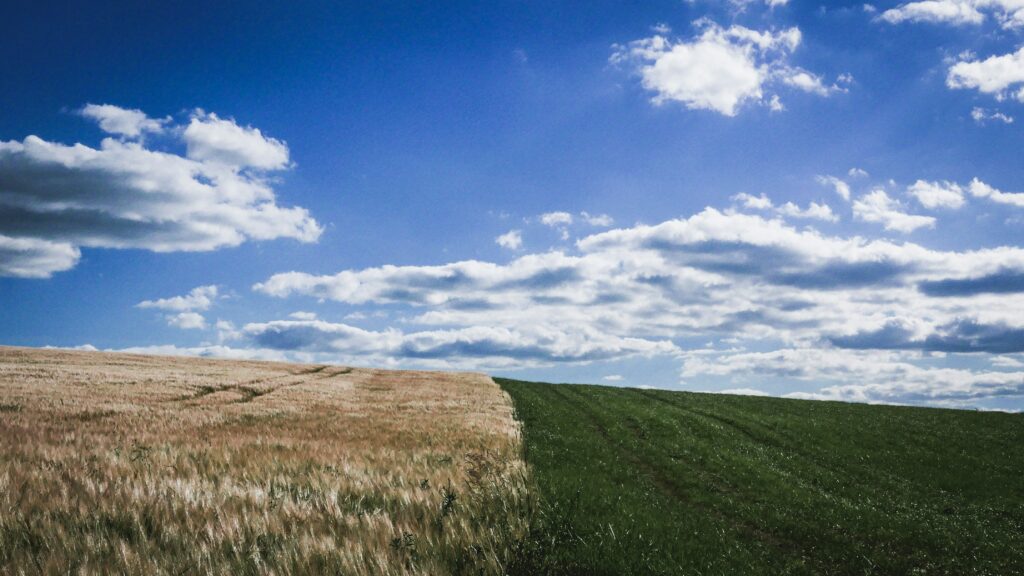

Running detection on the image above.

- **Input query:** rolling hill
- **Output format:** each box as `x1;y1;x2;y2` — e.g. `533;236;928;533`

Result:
2;347;1022;575
498;378;1024;575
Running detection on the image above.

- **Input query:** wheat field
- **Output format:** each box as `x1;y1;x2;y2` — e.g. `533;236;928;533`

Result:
0;346;531;575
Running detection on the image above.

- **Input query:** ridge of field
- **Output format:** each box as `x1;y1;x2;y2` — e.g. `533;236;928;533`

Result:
0;347;530;575
497;378;1024;576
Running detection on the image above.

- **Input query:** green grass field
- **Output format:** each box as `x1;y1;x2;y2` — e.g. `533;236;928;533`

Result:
498;378;1024;576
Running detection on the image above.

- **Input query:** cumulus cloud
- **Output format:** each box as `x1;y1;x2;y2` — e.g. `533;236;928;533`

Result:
919;268;1024;296
880;0;986;25
947;47;1024;101
496;229;523;250
611;20;839;116
880;0;1024;29
969;178;1024;207
683;347;1024;405
0;236;79;278
239;319;677;369
733;192;837;221
242;194;1024;406
0;107;321;278
256;204;1024;371
817;175;852;201
907;180;965;209
831;318;1024;354
138;285;222;330
182;110;290;170
853;189;936;232
733;192;774;210
782;70;840;97
113;344;291;362
137;285;220;312
79;104;168;138
777;201;838;222
167;312;208;330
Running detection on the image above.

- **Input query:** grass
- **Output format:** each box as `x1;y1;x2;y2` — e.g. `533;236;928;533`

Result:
497;378;1024;576
0;347;531;575
5;346;1023;575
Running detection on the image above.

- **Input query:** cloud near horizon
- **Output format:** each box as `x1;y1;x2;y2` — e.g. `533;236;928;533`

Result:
0;105;321;278
240;188;1024;406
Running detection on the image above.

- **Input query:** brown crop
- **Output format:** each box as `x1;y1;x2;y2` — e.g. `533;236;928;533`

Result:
0;346;531;575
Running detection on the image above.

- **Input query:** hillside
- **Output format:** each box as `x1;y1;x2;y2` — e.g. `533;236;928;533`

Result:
0;347;529;575
498;378;1024;576
3;347;1023;575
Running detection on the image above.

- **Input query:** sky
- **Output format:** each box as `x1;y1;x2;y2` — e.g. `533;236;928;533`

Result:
2;0;1024;410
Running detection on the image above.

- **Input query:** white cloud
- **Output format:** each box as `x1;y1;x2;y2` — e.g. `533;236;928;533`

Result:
240;319;677;369
733;192;774;210
728;0;791;11
969;178;1024;207
684;347;1024;405
611;21;836;116
113;344;291;363
733;192;837;221
167;312;207;330
581;212;614;227
907;180;966;209
880;0;1024;29
539;211;574;227
777;201;838;221
252;201;1024;406
603;374;624;381
971;107;1015;124
289;311;318;320
137;285;220;312
853;189;936;232
782;70;834;96
0;108;321;278
848;168;869;178
182;110;290;170
816;175;852;201
717;387;770;396
947;46;1024;101
496;229;523;250
138;285;221;330
0;236;79;279
79;104;168;138
880;0;986;25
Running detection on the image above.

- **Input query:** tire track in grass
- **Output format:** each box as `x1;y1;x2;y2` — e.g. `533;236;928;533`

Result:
546;384;812;566
173;365;349;404
632;389;920;504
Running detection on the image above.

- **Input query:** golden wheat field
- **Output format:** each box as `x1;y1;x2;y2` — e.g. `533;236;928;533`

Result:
0;346;531;575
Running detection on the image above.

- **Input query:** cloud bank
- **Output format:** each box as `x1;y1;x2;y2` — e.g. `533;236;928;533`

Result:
0;105;321;278
244;190;1024;406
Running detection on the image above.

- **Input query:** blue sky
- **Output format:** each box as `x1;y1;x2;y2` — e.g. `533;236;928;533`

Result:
3;0;1024;409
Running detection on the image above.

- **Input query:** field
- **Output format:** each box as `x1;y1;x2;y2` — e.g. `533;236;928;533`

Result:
0;347;530;575
3;348;1024;575
498;378;1024;576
